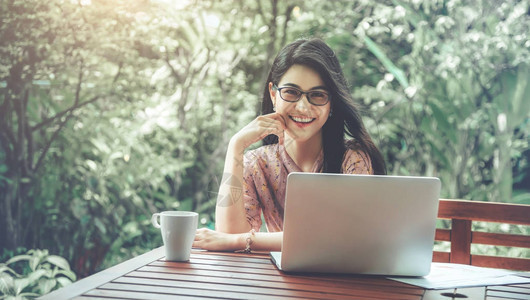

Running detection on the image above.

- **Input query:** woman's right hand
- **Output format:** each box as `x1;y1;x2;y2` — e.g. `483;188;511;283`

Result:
215;113;285;233
231;112;286;150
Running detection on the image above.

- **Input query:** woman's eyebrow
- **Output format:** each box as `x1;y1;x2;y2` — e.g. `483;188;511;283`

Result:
282;83;328;90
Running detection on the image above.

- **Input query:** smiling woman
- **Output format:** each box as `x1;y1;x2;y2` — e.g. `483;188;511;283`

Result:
269;64;331;147
193;38;386;253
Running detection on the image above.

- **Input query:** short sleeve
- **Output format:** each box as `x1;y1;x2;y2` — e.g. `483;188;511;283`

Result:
341;148;373;175
243;152;263;231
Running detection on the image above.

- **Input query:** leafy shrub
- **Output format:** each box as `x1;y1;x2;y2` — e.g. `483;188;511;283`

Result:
0;249;76;299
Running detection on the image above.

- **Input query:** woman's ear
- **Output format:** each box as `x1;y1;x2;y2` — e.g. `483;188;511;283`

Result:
268;82;276;107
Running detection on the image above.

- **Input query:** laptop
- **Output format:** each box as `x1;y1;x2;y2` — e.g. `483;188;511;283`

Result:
270;173;441;276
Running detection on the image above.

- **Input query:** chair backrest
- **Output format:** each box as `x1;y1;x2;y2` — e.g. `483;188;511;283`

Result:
434;199;530;271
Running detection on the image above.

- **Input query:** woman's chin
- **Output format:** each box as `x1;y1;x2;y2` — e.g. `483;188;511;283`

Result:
283;128;321;145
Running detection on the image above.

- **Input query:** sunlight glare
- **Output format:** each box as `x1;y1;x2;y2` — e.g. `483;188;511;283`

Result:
204;13;220;28
293;6;301;18
152;0;191;10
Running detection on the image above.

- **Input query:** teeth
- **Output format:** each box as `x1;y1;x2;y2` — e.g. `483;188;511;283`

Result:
291;116;314;123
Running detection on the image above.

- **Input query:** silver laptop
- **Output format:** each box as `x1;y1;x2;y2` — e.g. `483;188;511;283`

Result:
270;173;441;276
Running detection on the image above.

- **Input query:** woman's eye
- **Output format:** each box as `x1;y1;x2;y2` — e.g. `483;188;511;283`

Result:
310;92;328;99
284;89;300;96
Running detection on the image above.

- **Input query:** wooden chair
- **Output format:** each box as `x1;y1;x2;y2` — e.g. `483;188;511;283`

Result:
433;199;530;271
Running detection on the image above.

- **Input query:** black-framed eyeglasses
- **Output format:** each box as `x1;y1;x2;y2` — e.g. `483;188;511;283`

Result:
272;85;330;106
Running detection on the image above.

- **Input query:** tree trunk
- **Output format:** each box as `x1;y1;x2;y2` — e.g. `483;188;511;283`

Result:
0;62;29;252
494;134;513;202
0;183;21;251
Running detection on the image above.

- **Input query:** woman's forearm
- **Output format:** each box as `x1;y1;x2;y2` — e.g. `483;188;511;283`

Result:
230;231;284;252
251;232;282;252
215;140;251;233
215;113;285;234
194;228;282;252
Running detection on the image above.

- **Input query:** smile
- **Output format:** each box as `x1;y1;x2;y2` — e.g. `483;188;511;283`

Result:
290;116;315;124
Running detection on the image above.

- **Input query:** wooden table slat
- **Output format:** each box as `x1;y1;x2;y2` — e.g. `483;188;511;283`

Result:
37;249;530;300
83;288;213;300
126;269;424;298
136;265;423;293
148;260;424;288
108;278;420;300
100;282;325;300
151;260;282;276
184;257;278;270
113;276;360;300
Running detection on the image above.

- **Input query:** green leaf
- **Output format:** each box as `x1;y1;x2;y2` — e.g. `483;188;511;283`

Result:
363;36;409;89
93;218;107;235
20;177;31;183
26;269;48;290
512;193;530;205
17;292;41;298
90;138;111;154
428;141;451;169
29;254;42;272
0;175;13;184
85;160;98;171
5;255;32;266
56;276;74;287
429;100;458;144
45;256;71;271
0;273;15;295
38;278;57;295
13;278;30;295
55;269;76;282
0;265;18;277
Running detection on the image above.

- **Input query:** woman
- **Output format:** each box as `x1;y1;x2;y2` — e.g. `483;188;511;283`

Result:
193;38;386;252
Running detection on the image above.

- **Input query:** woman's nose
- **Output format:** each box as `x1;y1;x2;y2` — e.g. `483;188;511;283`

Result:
294;94;311;111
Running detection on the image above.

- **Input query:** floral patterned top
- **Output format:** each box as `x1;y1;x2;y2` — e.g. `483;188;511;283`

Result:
243;141;373;232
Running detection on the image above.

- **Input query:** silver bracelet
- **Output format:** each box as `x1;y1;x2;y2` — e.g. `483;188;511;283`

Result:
236;229;256;253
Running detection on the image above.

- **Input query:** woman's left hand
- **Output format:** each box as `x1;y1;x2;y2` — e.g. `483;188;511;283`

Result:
193;228;244;251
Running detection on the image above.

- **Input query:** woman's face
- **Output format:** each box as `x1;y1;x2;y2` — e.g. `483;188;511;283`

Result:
269;64;331;144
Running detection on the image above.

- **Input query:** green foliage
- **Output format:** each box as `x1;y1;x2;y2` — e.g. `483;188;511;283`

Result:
1;0;275;276
0;0;528;285
0;249;76;299
344;0;530;202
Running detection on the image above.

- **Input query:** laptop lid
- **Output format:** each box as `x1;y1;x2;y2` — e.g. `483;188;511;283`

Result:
272;173;441;276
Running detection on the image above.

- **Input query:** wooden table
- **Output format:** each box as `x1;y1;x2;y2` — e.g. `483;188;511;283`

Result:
39;247;530;299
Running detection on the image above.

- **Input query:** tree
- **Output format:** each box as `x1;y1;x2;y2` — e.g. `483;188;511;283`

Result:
0;0;163;273
0;0;299;276
0;0;112;251
316;0;530;202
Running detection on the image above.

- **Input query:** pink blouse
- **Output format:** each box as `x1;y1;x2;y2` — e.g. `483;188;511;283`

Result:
243;141;373;232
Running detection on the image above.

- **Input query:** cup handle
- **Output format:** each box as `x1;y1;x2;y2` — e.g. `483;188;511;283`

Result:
151;213;161;228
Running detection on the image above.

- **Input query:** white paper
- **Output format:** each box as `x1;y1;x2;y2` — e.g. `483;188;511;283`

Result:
388;263;530;290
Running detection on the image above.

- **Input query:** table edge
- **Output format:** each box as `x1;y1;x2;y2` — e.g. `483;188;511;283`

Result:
37;247;165;300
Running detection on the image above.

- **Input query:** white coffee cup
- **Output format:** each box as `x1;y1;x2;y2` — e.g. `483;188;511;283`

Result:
151;211;198;261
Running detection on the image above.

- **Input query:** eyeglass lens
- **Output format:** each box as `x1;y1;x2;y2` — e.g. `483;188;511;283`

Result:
279;87;329;105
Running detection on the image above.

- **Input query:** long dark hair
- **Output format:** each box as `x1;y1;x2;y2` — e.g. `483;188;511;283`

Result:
261;38;386;175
